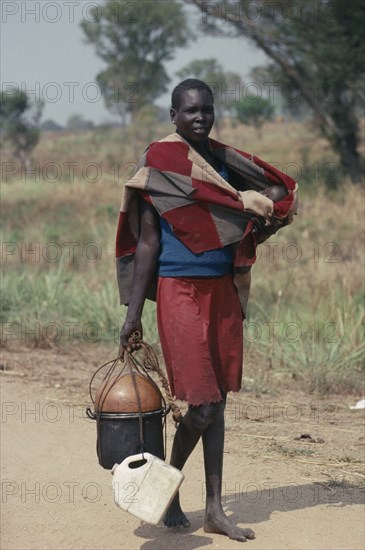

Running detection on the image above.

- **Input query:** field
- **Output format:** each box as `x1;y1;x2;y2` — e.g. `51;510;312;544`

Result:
2;117;364;394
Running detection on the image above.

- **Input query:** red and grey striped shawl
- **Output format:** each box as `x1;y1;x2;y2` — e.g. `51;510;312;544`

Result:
116;132;297;305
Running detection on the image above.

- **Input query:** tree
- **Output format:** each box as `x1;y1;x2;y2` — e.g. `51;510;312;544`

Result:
66;114;94;131
126;105;162;157
81;0;189;122
0;90;43;163
233;95;275;138
189;0;365;182
40;119;63;132
248;66;311;121
176;59;243;139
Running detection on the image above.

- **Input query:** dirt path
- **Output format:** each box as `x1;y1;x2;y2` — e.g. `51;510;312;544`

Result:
1;346;364;550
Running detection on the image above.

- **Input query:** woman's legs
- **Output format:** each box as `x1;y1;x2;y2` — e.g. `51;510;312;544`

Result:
163;401;223;527
202;404;255;541
159;276;252;538
164;399;255;542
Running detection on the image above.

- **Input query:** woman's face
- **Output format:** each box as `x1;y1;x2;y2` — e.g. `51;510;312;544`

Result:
170;88;215;145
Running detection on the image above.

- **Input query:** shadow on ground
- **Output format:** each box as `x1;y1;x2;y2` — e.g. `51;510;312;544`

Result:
133;482;364;549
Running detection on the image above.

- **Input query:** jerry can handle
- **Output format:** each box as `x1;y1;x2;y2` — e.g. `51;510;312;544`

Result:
111;452;153;475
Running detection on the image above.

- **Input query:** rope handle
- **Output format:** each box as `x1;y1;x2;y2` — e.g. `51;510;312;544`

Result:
126;332;182;425
88;354;122;405
88;332;182;425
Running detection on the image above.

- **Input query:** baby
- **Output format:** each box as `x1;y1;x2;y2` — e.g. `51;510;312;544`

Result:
260;184;288;203
254;185;296;242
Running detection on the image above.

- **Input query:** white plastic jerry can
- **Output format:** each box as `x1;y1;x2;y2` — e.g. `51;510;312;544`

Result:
111;452;184;525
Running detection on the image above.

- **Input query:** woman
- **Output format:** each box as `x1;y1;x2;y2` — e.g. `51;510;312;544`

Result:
117;79;297;542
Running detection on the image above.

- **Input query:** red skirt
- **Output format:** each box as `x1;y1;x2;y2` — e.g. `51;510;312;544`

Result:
156;275;243;406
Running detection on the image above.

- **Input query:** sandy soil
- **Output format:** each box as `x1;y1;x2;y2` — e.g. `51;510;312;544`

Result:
1;345;364;550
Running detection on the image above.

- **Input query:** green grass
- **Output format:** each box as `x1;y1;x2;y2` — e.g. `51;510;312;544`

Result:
337;456;364;464
0;265;158;347
268;443;316;458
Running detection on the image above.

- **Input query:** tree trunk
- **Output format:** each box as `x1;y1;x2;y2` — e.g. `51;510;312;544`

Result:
320;99;363;183
335;131;363;183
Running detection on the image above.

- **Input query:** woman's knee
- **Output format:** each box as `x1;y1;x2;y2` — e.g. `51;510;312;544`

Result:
188;401;224;431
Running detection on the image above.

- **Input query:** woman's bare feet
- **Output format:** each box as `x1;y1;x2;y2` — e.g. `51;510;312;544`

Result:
163;493;191;528
204;508;255;542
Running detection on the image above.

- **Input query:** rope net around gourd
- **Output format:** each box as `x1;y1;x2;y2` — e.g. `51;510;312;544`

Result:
125;332;182;425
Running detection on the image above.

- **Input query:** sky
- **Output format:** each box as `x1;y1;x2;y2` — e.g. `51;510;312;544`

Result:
1;0;268;125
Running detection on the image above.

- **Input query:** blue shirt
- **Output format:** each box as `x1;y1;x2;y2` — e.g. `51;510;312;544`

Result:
158;162;233;277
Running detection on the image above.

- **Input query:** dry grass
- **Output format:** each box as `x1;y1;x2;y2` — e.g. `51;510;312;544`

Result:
1;118;364;394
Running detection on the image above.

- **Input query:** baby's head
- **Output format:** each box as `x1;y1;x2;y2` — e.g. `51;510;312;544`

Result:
260;185;288;203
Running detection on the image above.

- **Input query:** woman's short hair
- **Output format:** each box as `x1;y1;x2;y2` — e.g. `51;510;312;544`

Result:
171;79;214;110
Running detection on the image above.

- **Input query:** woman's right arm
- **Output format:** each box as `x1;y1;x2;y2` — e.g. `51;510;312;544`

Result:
119;199;161;352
